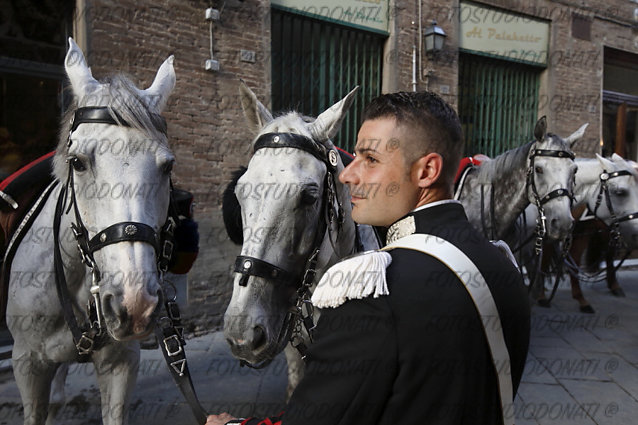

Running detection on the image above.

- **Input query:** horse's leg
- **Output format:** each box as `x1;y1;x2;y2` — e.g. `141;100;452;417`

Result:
92;342;140;425
45;362;69;425
569;271;594;313
606;249;626;297
533;243;551;307
283;344;305;402
12;347;59;425
568;236;594;313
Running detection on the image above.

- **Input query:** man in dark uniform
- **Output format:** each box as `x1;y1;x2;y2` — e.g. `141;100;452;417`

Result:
208;92;530;425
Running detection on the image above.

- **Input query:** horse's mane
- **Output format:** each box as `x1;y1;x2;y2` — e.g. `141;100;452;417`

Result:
53;75;168;181
475;141;533;183
475;134;570;183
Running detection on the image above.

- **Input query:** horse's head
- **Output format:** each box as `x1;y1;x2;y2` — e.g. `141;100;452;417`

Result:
222;82;358;366
527;117;580;240
588;154;638;248
53;39;175;341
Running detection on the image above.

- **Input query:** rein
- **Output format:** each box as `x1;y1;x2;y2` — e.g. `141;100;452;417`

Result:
54;106;207;424
233;132;344;367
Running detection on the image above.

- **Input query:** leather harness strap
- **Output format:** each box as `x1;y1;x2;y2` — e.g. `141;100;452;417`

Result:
70;106;167;134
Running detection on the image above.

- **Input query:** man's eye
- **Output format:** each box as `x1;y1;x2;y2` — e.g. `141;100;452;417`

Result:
366;156;378;164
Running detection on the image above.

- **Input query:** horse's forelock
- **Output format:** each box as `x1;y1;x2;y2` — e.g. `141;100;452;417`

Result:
544;133;572;152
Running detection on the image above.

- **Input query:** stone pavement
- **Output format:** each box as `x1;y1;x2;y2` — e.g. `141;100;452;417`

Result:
513;267;638;425
0;269;637;424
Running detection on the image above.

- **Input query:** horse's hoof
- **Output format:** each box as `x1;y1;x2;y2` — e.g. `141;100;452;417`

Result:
611;288;626;298
580;305;595;314
537;299;552;308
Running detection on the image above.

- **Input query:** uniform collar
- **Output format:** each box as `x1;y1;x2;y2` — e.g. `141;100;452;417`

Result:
385;200;463;245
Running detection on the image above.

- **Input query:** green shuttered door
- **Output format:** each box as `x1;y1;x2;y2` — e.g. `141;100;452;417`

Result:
459;53;541;157
272;8;385;152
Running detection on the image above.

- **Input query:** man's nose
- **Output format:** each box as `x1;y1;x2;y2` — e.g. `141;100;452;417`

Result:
339;159;357;185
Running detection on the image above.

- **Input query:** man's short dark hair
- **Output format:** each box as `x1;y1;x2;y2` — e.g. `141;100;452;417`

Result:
362;91;463;187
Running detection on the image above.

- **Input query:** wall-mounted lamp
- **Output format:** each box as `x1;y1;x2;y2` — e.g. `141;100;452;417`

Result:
423;20;446;57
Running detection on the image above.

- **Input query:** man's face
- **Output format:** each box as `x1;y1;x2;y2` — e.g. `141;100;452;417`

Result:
339;117;420;227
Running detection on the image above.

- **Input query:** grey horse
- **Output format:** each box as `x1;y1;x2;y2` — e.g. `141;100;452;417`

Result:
6;38;175;425
222;82;378;397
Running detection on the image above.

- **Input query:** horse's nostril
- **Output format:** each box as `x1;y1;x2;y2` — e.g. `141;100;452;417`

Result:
250;326;267;350
102;293;127;326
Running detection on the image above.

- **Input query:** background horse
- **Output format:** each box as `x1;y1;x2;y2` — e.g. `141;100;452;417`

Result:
455;118;580;244
5;39;175;425
527;154;638;312
222;82;378;396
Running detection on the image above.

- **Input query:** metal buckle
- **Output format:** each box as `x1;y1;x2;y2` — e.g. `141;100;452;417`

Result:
169;359;186;376
162;240;174;261
163;334;183;357
167;301;181;321
76;334;95;355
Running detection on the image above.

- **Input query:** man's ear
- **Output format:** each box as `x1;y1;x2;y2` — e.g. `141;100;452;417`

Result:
412;153;444;188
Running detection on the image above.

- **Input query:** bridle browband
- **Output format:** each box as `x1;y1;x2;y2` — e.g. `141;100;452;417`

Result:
54;106;208;423
70;105;167;134
233;132;344;367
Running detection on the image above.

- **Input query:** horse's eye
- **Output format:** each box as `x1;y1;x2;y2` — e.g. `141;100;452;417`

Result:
70;157;86;172
161;160;174;174
535;166;544;174
614;188;628;197
300;188;319;206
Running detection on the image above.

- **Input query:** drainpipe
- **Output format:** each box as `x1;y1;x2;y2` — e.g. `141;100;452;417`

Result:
412;45;417;92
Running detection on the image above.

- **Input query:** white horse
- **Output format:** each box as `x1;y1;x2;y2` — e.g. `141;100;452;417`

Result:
521;154;638;312
6;38;175;425
456;118;581;243
221;82;378;397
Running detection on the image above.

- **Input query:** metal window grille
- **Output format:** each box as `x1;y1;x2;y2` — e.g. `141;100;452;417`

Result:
459;53;541;157
271;8;385;152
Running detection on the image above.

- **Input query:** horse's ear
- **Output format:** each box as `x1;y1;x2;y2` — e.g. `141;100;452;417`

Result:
596;153;615;171
564;123;588;147
239;80;273;134
611;153;624;162
140;55;176;112
534;116;547;142
309;86;359;141
64;38;99;98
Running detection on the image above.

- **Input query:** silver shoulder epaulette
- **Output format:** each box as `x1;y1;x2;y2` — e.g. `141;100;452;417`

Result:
311;250;392;308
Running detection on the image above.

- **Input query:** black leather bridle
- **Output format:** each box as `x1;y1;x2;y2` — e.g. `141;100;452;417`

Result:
233;132;344;366
526;145;576;253
592;169;638;247
55;106;174;354
54;106;207;424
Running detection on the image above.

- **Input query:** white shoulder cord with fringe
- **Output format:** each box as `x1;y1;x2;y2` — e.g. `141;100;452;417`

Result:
311;233;516;425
